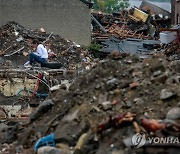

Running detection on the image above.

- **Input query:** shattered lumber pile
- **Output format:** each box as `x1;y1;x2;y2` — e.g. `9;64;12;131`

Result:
0;68;66;78
107;24;151;40
92;11;152;41
163;43;180;55
92;23;151;41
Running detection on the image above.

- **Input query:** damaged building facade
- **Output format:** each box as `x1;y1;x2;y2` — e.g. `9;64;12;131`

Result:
140;0;171;18
0;0;91;45
171;0;180;24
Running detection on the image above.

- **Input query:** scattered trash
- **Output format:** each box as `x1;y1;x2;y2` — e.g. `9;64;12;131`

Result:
34;134;55;151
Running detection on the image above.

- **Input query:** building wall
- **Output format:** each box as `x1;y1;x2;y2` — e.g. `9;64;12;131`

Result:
0;0;91;45
140;0;171;18
172;0;180;24
174;0;180;24
171;0;175;23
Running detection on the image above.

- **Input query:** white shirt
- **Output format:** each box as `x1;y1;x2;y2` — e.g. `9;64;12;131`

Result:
36;44;48;59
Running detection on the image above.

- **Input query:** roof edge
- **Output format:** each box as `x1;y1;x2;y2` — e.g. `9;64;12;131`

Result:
80;0;93;8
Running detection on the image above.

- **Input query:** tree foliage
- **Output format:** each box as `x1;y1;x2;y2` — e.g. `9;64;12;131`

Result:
92;0;130;13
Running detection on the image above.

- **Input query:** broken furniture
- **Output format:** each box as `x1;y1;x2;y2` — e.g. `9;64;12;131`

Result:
128;8;149;23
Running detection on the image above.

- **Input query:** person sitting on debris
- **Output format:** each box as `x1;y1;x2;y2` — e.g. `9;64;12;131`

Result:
25;39;51;67
24;39;63;69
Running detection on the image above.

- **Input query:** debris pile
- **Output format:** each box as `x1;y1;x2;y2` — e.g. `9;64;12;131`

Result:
0;21;94;70
107;24;151;40
92;11;152;42
92;10;179;59
92;9;160;40
0;52;179;153
0;8;180;154
0;22;96;132
163;43;180;58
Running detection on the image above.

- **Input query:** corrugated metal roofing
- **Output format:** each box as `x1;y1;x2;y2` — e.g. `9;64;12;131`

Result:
80;0;93;8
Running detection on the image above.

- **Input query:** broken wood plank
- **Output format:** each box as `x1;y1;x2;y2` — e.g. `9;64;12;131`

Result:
4;47;25;57
0;68;67;78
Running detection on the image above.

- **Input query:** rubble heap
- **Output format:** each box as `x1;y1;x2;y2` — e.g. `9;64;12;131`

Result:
92;11;152;42
0;11;180;153
92;11;179;59
0;21;93;70
0;52;180;153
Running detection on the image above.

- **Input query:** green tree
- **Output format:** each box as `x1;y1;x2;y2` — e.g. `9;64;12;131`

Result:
93;0;130;13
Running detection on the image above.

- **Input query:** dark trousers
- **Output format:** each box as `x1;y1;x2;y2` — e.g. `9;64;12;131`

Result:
29;52;47;65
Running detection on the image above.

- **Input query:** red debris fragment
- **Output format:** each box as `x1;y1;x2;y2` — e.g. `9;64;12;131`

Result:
129;82;138;88
97;112;136;134
141;117;166;132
